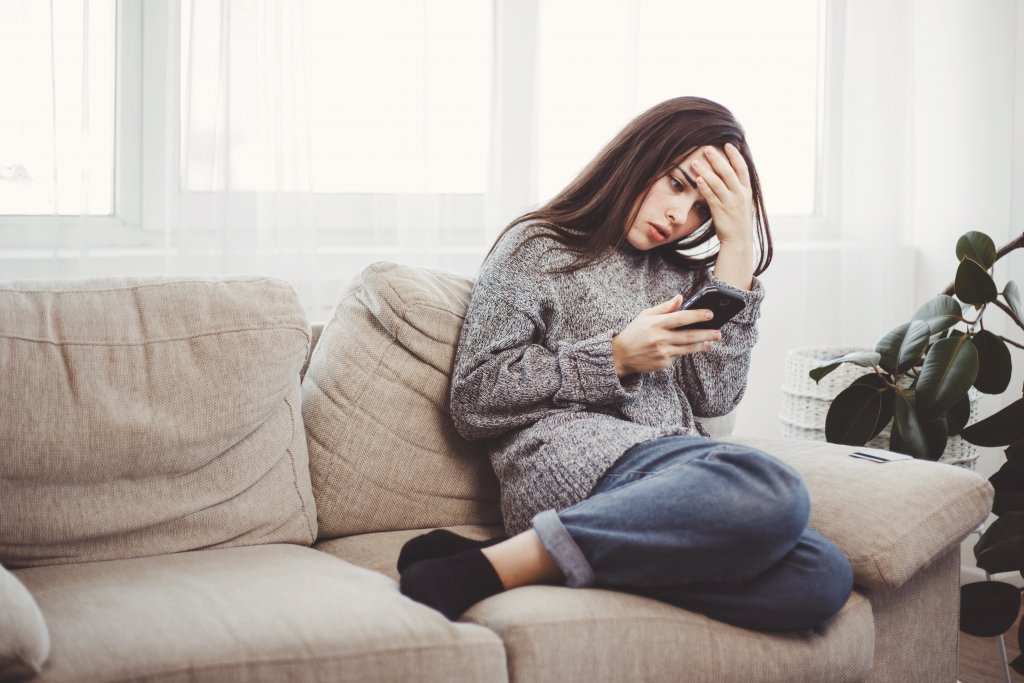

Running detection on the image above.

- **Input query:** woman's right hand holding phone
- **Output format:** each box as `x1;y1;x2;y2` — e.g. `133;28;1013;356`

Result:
610;295;721;377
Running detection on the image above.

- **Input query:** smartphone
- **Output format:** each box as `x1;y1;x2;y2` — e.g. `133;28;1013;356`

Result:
674;286;746;330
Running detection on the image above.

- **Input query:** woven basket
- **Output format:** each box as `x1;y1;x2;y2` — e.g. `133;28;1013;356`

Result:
780;346;979;470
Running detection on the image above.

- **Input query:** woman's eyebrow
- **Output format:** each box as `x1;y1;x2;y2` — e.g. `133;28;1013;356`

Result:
675;166;698;189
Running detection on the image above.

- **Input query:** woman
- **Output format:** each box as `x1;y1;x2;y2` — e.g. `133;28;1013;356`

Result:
397;96;853;632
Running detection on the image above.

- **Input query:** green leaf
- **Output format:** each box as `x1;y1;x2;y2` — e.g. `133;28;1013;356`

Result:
960;581;1021;637
946;393;972;436
975;511;1024;573
916;335;980;419
972;330;1012;394
955;257;998;304
956;231;997;269
876;323;907;374
923;315;961;337
962;398;1024;447
876;321;930;374
1008;439;1024;464
851;373;895;441
913;295;963;340
913;294;962;322
1005;281;1024;326
892;390;930;458
825;381;889;446
898;320;930;372
922;415;948;460
809;351;881;383
990;458;1024;516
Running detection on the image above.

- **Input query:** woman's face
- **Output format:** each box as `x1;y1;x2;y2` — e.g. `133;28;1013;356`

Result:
624;147;716;250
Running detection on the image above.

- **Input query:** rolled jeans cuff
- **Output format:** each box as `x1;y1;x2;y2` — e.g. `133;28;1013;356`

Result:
532;509;595;588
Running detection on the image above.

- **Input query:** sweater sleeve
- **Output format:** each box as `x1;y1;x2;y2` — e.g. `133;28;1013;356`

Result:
673;273;765;418
450;234;642;441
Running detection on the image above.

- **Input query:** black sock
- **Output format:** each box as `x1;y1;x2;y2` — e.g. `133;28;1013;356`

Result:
399;548;506;620
396;529;506;573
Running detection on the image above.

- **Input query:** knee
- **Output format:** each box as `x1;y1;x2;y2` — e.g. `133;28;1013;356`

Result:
780;539;854;631
719;449;810;547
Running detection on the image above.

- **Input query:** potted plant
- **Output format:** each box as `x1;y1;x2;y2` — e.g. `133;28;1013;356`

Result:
808;230;1024;670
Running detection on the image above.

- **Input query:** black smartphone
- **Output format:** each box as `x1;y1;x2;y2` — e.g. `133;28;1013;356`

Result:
674;286;746;330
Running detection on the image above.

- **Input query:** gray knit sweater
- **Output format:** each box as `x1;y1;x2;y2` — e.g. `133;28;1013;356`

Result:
450;224;765;536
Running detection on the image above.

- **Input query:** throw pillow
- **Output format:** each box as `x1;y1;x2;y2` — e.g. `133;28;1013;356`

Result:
0;563;49;680
0;276;317;567
302;262;501;538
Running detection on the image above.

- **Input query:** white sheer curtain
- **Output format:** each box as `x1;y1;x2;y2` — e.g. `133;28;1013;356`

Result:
161;0;513;320
161;0;322;309
8;0;829;322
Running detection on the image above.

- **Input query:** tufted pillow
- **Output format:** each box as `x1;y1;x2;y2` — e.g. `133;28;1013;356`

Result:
0;564;49;681
302;262;501;539
0;276;317;567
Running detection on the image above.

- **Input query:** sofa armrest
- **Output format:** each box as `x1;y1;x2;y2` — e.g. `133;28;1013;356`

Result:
724;436;994;591
0;564;50;681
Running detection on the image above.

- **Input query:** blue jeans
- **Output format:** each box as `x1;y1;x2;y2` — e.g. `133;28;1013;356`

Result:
531;435;853;632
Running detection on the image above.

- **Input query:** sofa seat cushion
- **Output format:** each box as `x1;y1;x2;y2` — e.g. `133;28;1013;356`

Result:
1;563;50;681
724;436;994;590
465;585;873;683
0;276;317;568
12;544;506;683
321;528;873;683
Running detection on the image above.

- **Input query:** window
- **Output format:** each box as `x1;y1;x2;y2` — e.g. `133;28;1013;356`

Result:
0;0;116;215
179;0;492;194
0;0;836;247
535;0;823;216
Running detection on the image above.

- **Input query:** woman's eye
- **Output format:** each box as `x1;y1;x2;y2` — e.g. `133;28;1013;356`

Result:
668;176;684;192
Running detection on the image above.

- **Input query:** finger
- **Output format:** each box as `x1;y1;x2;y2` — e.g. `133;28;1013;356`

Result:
646;293;682;315
701;146;742;193
690;159;724;205
724;142;751;189
663;307;715;328
671;339;717;356
669;328;721;346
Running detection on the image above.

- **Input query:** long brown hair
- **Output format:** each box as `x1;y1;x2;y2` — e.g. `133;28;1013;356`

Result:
486;96;772;276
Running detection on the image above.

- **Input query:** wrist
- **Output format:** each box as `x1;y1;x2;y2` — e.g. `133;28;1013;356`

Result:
717;236;753;254
611;334;630;378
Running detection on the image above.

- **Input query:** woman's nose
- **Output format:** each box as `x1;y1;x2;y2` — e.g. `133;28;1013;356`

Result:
667;198;695;225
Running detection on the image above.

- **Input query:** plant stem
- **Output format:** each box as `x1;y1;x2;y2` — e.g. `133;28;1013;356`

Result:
993;299;1024;333
1002;336;1024;351
941;231;1024;296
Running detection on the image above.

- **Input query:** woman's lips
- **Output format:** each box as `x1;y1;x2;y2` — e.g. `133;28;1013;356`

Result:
648;223;669;241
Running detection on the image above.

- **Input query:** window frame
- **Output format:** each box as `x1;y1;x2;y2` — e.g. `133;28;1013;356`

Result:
0;0;143;247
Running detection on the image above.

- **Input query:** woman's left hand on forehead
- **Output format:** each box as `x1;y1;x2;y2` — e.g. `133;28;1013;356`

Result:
689;143;754;245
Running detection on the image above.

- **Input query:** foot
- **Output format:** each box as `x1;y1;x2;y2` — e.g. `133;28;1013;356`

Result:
396;529;506;573
399;548;506;620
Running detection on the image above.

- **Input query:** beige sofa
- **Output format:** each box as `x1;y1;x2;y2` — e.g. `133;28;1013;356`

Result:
0;263;993;683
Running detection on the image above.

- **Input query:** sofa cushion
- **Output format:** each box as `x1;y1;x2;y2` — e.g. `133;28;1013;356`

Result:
12;544;506;683
0;563;50;681
302;262;501;539
466;585;873;683
0;276;318;568
724;436;994;590
315;524;505;582
317;527;873;683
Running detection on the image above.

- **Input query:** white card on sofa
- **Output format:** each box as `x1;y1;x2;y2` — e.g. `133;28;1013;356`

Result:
848;447;913;463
